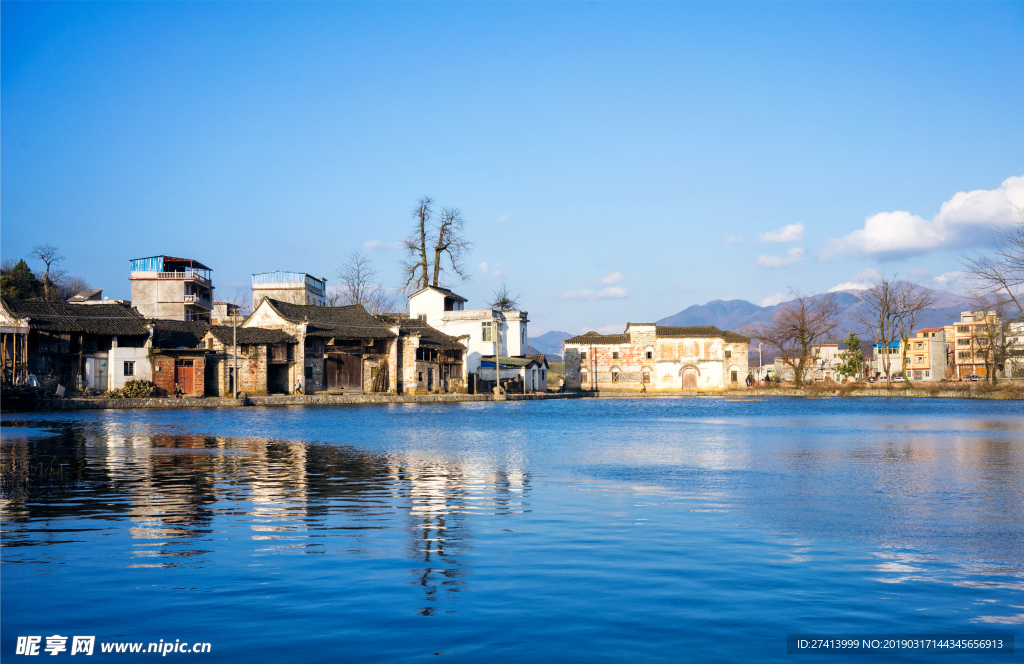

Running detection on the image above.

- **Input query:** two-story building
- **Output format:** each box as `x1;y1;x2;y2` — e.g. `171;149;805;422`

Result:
251;271;327;308
407;286;529;384
563;324;749;391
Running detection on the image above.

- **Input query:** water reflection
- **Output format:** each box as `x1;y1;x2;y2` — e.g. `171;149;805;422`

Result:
1;419;530;614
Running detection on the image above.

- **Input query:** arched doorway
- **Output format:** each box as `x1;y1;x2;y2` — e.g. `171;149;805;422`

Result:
680;365;699;390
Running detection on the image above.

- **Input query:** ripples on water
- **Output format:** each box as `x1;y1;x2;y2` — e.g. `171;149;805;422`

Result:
2;398;1022;662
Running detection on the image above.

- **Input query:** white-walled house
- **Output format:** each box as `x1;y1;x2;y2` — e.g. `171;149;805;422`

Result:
408;286;529;378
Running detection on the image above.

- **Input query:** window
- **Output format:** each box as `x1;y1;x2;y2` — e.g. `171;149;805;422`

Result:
418;314;427;323
481;322;493;342
611;371;620;383
581;371;588;384
915;343;923;349
645;347;653;360
124;361;135;377
418;372;423;381
958;339;970;346
642;368;651;384
958;351;969;360
521;328;526;344
731;370;738;383
541;369;546;381
957;326;970;333
580;351;587;360
725;349;732;359
612;351;619;359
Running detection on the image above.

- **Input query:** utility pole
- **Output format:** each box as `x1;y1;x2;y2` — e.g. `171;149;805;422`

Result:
232;306;238;398
758;342;762;382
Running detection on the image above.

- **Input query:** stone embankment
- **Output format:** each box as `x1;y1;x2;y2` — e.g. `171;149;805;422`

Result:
591;386;1023;400
19;391;583;411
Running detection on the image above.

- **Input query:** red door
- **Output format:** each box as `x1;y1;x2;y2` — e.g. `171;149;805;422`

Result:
175;359;194;395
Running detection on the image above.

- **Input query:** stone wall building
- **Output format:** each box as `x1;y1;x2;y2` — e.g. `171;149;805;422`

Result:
563;324;750;391
202;326;298;396
129;256;215;322
379;315;468;395
245;298;397;394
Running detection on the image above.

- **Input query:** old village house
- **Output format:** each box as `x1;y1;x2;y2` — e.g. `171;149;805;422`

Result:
245;298;397;393
563;324;750;391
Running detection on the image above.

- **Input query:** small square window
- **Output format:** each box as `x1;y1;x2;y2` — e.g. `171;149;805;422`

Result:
725;349;732;359
646;351;653;360
612;351;619;359
581;352;587;360
124;361;135;377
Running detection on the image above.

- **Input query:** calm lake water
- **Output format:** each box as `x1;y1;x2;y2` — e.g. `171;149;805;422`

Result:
2;398;1022;662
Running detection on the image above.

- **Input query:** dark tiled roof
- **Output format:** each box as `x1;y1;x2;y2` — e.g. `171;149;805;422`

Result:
2;298;149;336
480;354;547;368
378;315;465;351
263;298;395;340
209;326;295;346
564;331;630;345
657;326;750;343
150;320;210;349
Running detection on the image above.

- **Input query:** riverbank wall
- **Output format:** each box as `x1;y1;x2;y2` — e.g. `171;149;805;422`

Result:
15;391;585;411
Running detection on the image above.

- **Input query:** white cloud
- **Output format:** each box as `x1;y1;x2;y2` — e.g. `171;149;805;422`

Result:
759;223;804;243
562;286;629;301
828;282;870;293
823;175;1024;259
761;292;788;307
497;213;511;223
492;269;505;279
596;271;624;285
755;247;805;268
726;234;744;244
363;239;401;251
827;267;882;292
933;270;972;293
478;262;489;274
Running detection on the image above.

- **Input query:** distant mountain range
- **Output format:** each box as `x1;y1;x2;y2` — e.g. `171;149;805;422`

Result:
657;285;977;342
526;330;573;359
529;285;977;359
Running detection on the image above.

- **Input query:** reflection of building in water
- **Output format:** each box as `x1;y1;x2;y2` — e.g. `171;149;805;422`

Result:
388;454;530;615
243;439;309;552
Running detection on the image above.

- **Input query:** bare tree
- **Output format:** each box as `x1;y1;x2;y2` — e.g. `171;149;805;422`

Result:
401;197;472;291
402;197;432;291
893;282;936;386
30;244;65;301
490;283;520;312
57;274;91;302
854;275;935;386
334;251;397;315
744;292;840;388
960;205;1024;320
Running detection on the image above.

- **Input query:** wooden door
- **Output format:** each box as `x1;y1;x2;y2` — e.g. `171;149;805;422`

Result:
175;359;194;395
427;368;434;391
341;354;362;390
682;369;697;389
326;357;341;390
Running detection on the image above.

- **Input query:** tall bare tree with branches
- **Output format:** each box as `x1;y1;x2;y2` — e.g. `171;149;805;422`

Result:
401;197;472;291
854;275;935;386
959;205;1024;321
30;244;65;302
332;251;396;315
744;292;840;388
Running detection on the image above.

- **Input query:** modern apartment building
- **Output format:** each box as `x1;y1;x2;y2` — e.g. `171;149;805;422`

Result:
129;256;214;322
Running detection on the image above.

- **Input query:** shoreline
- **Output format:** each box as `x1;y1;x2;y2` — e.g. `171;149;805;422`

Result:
4;383;1022;412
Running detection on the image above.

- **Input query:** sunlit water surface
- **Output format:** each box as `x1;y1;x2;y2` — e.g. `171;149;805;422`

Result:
2;398;1022;662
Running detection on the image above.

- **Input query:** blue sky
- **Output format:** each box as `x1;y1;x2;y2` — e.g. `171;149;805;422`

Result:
3;2;1022;335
